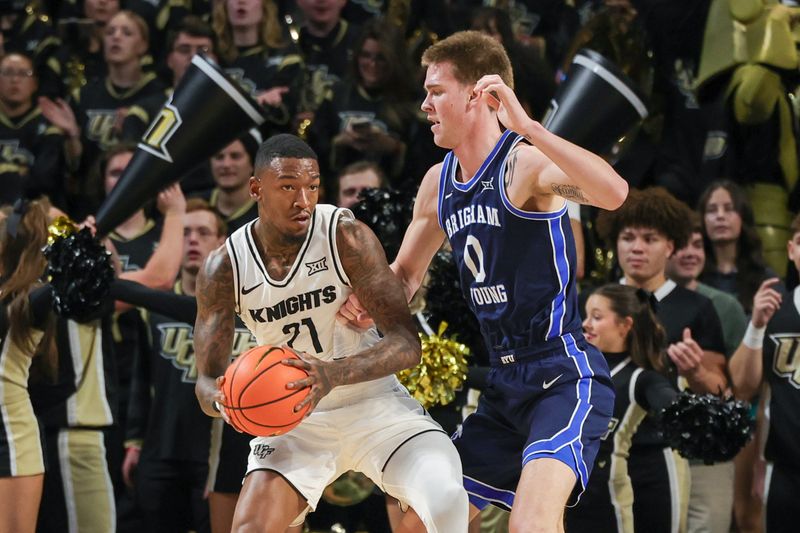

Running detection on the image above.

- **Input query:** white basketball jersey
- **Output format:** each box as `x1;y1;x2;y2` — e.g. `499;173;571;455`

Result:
226;204;398;409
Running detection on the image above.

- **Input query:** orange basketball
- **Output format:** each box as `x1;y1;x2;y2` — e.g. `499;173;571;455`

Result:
222;345;311;437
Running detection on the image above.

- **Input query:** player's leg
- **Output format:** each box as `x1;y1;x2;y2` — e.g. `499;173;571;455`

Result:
232;470;307;532
233;416;341;533
509;458;573;533
381;430;469;533
512;338;615;533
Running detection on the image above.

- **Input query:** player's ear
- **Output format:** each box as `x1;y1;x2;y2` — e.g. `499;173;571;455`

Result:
249;176;261;199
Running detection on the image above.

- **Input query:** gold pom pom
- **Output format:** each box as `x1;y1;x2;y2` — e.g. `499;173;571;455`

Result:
397;321;470;409
46;216;76;246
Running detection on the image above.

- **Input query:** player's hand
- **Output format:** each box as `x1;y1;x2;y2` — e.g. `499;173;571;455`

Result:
283;349;340;415
667;328;704;378
336;293;374;329
122;446;140;489
195;374;231;423
751;278;782;328
472;74;532;135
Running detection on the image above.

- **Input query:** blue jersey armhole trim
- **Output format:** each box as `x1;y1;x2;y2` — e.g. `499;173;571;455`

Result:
437;153;451;230
497;135;569;220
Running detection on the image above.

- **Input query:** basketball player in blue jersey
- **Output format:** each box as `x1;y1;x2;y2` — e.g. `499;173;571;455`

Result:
340;31;629;532
193;134;467;532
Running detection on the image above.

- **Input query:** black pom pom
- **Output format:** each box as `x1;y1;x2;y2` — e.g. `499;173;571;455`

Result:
423;251;487;364
350;187;414;262
43;228;114;321
660;391;754;464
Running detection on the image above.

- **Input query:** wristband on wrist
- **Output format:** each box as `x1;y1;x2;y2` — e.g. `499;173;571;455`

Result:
743;321;766;350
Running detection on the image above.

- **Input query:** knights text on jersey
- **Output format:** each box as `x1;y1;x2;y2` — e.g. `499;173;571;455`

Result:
437;130;583;365
225;205;390;408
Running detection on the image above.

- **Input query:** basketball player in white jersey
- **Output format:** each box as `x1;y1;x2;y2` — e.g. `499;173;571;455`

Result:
194;134;468;532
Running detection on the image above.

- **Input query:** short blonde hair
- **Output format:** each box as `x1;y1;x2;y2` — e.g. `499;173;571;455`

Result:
421;30;513;89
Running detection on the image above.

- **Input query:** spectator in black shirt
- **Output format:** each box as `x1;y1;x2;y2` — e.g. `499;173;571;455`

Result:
40;10;165;219
597;186;728;394
212;0;304;132
294;0;361;124
0;52;65;207
196;131;261;235
308;18;417;188
699;179;780;313
39;0;121;98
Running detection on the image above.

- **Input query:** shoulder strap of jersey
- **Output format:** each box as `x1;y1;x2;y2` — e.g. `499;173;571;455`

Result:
327;206;352;287
225;221;253;315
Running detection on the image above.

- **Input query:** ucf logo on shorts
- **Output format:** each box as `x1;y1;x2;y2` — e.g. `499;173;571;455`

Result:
253;444;275;458
140;98;183;162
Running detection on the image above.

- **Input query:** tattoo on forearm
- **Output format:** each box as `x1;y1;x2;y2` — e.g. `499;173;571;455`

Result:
505;150;518;187
195;248;235;376
335;218;421;384
551;183;588;203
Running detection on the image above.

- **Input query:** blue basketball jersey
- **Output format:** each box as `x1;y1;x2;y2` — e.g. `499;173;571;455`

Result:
437;130;583;366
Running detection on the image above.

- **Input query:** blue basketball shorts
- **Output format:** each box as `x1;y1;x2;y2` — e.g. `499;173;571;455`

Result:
453;332;615;511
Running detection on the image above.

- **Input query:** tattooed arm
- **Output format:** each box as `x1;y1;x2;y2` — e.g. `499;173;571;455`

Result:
337;164;445;326
286;213;421;412
472;74;628;210
194;245;236;418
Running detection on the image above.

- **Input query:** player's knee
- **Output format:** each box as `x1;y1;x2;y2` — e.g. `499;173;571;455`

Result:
417;478;468;529
508;513;562;533
233;516;281;533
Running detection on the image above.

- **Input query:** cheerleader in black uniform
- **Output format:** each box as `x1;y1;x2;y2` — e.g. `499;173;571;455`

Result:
567;284;682;533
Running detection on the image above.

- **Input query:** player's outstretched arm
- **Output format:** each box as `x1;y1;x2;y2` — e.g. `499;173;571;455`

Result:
287;214;421;411
391;164;447;300
337;164;445;325
473;74;628;211
194;245;236;418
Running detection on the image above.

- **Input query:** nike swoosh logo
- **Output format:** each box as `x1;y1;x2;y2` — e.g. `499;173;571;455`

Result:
445;192;453;199
542;374;563;389
241;282;263;295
